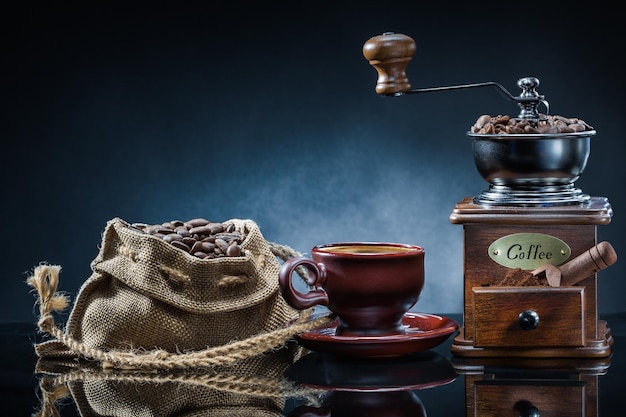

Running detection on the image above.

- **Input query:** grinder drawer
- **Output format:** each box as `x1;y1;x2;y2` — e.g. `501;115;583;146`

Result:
472;287;585;348
474;381;585;417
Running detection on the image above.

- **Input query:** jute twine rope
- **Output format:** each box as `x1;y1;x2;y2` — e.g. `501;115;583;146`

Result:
27;242;332;371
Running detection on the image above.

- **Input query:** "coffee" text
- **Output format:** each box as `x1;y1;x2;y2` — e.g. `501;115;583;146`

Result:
506;244;553;260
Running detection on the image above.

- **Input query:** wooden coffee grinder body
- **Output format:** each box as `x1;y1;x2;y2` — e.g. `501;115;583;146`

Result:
450;196;613;358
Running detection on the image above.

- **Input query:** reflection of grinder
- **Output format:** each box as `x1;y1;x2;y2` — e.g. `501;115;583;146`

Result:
452;355;609;417
363;32;617;358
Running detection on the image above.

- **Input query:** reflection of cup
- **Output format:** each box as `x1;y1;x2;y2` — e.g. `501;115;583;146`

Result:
279;242;424;336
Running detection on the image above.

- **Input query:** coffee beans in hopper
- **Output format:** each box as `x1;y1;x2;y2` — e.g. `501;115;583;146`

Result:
470;114;594;134
131;218;246;259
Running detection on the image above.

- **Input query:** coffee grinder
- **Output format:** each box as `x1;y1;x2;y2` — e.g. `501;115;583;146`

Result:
363;32;616;358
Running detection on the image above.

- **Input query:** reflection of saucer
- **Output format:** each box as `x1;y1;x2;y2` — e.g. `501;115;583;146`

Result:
295;313;459;357
285;349;457;392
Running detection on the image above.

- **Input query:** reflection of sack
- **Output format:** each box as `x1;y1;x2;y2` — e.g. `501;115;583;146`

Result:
28;217;330;370
34;357;323;417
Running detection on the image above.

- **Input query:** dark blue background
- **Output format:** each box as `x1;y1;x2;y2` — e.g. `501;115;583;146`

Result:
4;2;624;323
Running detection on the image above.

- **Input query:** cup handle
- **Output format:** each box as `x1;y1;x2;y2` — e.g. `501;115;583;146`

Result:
278;257;330;310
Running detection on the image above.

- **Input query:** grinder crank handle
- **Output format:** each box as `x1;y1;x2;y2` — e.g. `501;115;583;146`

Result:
533;241;617;287
361;32;552;120
362;32;517;101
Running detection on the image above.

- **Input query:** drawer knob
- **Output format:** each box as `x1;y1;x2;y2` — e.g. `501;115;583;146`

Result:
515;400;541;417
518;310;540;330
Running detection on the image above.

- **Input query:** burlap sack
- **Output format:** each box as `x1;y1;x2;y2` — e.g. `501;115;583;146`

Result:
28;217;331;370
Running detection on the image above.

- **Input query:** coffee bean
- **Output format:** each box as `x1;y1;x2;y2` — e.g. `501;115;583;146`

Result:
175;226;191;237
188;225;213;235
524;125;539;133
132;218;247;258
190;241;204;253
226;244;242;257
171;240;191;253
155;226;175;235
209;223;225;235
200;241;216;252
163;233;183;243
215;232;242;242
185;218;210;228
215;238;229;253
475;114;491;129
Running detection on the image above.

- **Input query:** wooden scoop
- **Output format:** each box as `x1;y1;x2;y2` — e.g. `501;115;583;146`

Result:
532;241;617;287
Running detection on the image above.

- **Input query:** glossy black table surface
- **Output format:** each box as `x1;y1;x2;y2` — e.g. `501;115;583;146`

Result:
2;313;625;416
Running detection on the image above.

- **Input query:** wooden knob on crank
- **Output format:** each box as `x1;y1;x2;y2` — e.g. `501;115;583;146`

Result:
363;32;416;95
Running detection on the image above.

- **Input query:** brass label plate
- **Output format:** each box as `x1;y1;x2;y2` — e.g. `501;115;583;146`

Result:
488;233;571;270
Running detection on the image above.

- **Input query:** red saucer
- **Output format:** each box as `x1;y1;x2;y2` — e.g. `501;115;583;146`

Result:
295;313;459;357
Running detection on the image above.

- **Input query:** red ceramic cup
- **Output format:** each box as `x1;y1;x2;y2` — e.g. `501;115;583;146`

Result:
279;242;425;336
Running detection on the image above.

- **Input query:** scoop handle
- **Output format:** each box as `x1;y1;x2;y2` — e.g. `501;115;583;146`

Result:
560;241;617;286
